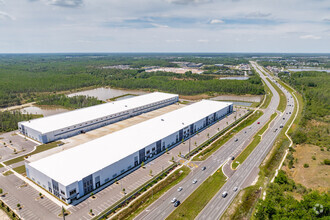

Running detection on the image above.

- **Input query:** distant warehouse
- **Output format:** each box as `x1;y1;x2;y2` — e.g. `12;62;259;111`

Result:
18;92;179;143
26;100;233;203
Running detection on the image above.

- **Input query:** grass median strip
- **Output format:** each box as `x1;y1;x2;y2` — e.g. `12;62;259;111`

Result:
260;77;272;109
166;166;226;220
13;165;26;175
3;141;63;166
266;78;286;112
232;112;277;169
193;110;263;161
112;166;190;220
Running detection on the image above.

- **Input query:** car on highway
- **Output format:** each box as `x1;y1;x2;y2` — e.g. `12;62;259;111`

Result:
177;187;183;192
244;131;247;133
274;128;278;132
171;198;177;203
257;122;260;124
202;166;206;171
231;156;235;160
280;124;283;128
192;179;197;184
222;191;228;198
174;200;180;207
283;117;285;120
235;138;238;142
233;187;238;192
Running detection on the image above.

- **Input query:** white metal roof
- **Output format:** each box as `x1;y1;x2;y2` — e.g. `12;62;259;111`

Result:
20;92;178;133
28;100;232;186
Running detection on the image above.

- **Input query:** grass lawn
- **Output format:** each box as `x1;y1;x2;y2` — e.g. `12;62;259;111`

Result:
232;112;277;169
13;165;26;175
266;78;286;112
259;77;273;109
193;110;263;161
3;170;13;176
113;166;191;220
166;167;226;220
3;141;63;166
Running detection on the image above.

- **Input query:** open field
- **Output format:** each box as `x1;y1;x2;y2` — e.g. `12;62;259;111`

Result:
166;167;226;220
283;144;330;192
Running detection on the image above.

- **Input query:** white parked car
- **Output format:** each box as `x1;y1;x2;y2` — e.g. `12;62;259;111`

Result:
192;179;197;184
177;187;183;192
171;198;177;203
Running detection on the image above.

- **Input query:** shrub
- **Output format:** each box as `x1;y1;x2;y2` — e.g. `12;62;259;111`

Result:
324;159;330;165
303;163;309;168
312;156;316;160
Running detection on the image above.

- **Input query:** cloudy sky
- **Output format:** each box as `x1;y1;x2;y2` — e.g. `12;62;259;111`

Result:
0;0;330;53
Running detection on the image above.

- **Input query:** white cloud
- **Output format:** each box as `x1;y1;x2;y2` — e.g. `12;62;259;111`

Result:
210;19;224;24
197;39;209;43
245;11;271;18
166;0;212;5
0;11;15;20
299;34;321;40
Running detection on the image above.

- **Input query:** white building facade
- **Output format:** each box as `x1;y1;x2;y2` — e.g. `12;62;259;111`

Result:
18;92;179;143
25;100;233;203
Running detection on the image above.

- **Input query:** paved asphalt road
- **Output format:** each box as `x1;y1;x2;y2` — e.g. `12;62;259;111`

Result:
134;62;295;220
196;62;294;219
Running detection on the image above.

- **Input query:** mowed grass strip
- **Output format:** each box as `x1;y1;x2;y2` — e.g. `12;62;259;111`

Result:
112;166;191;220
13;165;26;175
166;167;226;220
3;141;62;166
266;78;286;112
193;110;263;161
260;77;273;109
232;113;277;169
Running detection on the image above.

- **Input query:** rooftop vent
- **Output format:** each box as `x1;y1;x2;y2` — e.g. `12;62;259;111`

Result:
161;119;164;121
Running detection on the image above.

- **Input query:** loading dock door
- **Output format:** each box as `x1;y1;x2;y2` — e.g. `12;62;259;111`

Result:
156;140;161;154
190;124;194;135
179;129;183;141
139;148;145;163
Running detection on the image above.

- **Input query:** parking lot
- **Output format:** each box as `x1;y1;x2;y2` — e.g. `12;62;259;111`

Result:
0;131;37;162
0;105;247;219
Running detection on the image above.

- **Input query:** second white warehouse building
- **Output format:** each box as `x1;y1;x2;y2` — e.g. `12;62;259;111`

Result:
18;92;178;143
25;100;233;203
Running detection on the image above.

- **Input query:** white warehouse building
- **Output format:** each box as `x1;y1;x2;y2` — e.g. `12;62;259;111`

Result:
25;100;233;203
18;92;179;143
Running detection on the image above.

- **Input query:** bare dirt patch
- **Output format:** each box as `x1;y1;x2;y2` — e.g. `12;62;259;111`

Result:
179;94;211;100
283;144;330;192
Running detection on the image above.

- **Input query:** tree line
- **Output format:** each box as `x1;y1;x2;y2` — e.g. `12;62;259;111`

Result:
0;111;42;133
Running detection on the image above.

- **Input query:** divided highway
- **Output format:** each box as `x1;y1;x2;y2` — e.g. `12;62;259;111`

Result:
196;62;294;219
134;62;295;220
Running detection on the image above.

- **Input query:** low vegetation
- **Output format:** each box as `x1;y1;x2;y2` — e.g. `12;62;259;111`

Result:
266;78;286;112
13;165;26;175
166;167;226;220
36;94;103;109
0;111;42;133
259;77;273;109
255;171;329;219
279;71;329;149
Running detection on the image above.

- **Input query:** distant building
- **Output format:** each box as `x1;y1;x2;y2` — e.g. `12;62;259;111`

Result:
18;92;179;143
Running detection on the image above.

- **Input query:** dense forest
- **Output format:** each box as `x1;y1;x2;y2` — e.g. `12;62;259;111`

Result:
0;111;42;132
255;170;329;219
279;71;330;149
36;94;103;109
0;54;263;108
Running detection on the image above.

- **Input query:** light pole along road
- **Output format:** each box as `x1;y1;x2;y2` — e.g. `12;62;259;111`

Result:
134;62;295;220
196;62;295;220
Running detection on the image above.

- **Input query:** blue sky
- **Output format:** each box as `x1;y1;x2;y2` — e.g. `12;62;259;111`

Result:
0;0;329;53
